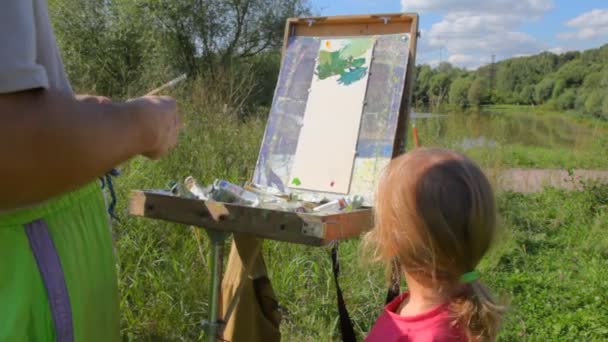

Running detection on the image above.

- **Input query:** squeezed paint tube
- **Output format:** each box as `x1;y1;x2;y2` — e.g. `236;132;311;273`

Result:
184;176;210;200
211;179;260;207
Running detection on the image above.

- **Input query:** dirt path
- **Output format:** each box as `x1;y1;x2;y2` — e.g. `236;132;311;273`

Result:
497;169;608;193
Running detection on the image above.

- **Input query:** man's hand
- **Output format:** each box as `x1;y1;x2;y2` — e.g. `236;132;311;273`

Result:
126;96;181;160
0;90;182;209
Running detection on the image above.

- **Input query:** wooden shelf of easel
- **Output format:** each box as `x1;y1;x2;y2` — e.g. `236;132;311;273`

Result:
130;190;373;246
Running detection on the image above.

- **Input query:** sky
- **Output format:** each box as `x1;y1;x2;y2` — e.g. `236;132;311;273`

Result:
309;0;608;69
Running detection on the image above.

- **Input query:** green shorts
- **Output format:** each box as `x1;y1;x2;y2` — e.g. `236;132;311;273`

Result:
0;182;120;341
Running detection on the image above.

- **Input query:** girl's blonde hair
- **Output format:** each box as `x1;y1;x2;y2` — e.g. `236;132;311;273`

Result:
364;148;504;341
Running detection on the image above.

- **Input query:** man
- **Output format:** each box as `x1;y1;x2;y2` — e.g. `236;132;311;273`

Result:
0;0;181;340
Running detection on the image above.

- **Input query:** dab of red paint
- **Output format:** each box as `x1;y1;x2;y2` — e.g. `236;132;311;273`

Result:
330;181;335;187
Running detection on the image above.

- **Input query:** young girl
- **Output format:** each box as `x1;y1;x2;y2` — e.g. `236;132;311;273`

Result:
365;148;504;341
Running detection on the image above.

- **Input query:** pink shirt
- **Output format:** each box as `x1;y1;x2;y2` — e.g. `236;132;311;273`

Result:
366;292;464;342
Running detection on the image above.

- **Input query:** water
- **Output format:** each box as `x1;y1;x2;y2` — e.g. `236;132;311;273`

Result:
411;111;604;152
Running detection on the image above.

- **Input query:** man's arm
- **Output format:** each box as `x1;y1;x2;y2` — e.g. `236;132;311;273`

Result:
0;89;180;209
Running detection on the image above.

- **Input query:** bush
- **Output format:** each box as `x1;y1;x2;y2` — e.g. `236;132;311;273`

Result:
519;85;535;104
552;79;566;99
534;78;555;104
468;78;484;107
449;77;472;109
584;90;604;117
555;89;576;110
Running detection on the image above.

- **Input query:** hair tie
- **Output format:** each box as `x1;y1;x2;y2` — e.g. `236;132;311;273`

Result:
460;271;479;284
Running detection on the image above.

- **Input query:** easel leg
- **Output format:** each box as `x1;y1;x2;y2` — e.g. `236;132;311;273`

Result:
221;235;281;342
205;230;230;342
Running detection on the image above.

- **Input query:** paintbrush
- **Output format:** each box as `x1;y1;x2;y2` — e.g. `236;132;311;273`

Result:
145;73;188;96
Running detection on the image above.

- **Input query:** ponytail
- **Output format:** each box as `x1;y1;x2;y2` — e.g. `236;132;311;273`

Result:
450;281;505;341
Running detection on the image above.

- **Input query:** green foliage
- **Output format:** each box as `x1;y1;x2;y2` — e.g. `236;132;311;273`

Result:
583;72;603;89
489;185;608;340
556;59;588;87
555;89;576;111
534;78;556;105
519;85;535;105
585;90;605;117
552;79;566;99
49;0;309;100
449;77;472;109
467;78;484;108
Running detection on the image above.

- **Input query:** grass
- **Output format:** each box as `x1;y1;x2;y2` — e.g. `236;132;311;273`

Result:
109;82;608;340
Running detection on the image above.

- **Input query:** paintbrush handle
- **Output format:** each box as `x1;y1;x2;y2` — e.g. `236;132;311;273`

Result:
145;74;187;96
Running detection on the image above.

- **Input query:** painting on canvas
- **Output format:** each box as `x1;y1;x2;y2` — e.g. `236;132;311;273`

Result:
289;37;375;194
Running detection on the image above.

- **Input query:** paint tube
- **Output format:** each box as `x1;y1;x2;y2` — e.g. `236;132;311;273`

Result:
169;182;196;199
345;195;365;211
244;183;288;199
244;183;289;208
211;179;260;207
313;198;349;213
184;176;210;200
312;195;365;213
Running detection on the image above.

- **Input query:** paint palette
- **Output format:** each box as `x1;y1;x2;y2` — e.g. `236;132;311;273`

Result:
130;14;419;245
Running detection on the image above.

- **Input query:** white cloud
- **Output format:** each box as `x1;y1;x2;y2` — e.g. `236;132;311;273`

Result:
401;0;554;69
546;47;566;54
558;9;608;40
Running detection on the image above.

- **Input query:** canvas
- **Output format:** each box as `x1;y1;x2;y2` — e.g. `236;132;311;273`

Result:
289;38;376;194
253;33;411;206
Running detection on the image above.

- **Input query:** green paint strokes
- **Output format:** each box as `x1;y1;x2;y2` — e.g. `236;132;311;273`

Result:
291;177;302;186
316;38;374;86
339;38;374;60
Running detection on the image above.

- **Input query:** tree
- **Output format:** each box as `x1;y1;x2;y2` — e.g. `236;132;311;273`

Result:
468;78;484;108
556;59;588;87
50;0;310;98
413;65;434;109
519;85;535;105
429;73;451;109
585;90;604;117
555;89;576;110
449;77;472;110
534;78;555;104
552;79;566;99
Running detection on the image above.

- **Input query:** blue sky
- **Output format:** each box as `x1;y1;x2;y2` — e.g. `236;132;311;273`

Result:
309;0;608;69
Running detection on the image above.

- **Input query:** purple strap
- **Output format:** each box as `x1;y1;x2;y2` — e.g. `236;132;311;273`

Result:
25;219;74;342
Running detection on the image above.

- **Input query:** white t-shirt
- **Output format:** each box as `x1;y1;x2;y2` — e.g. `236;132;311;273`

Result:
0;0;72;95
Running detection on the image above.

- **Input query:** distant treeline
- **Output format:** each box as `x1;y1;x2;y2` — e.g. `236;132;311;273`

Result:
413;44;608;119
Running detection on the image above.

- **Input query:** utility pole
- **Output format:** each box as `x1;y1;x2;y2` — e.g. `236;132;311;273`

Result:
438;35;443;65
488;54;496;101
